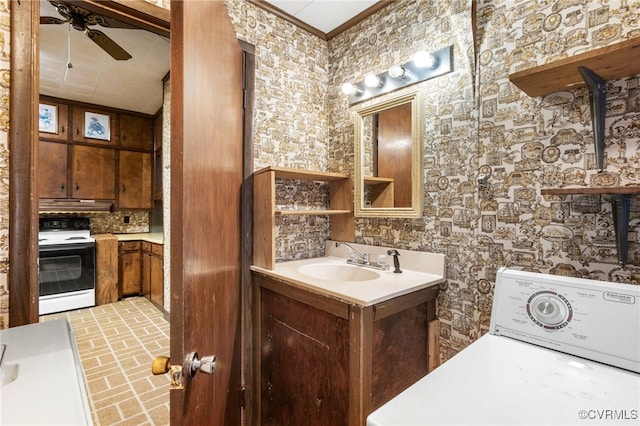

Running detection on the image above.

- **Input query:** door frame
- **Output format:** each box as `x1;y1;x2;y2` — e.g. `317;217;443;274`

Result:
8;0;169;326
10;1;256;423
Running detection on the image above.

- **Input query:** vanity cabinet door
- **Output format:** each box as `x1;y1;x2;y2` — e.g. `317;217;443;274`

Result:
260;287;349;426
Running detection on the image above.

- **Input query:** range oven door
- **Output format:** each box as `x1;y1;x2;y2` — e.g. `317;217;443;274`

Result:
38;242;96;315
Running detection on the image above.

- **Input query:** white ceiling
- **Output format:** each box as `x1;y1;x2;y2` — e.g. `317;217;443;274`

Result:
39;0;377;115
39;0;170;115
265;0;379;33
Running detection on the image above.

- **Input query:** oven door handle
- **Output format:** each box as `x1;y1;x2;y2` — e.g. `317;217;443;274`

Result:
39;242;95;252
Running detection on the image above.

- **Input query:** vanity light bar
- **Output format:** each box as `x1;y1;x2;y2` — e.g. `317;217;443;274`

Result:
343;45;454;106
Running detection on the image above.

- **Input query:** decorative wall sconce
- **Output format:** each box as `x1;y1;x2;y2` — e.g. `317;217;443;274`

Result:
342;45;454;106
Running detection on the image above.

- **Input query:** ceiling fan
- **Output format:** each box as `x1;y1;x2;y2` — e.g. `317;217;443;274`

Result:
40;0;134;60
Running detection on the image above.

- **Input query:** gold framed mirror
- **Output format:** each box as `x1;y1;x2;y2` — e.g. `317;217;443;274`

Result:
354;90;423;218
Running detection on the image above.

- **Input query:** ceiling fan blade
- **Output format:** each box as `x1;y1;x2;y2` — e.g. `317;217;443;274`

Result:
40;16;67;25
86;29;132;61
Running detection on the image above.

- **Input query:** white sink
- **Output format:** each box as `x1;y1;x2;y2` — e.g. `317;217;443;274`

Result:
298;263;381;281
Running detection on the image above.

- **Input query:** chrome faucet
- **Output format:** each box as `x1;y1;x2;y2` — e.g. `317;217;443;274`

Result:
336;241;369;263
335;242;389;271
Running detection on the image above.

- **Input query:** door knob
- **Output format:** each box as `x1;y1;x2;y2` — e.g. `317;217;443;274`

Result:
185;352;216;378
151;352;216;389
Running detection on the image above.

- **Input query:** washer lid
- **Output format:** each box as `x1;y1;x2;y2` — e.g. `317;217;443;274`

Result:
490;268;640;373
367;334;640;426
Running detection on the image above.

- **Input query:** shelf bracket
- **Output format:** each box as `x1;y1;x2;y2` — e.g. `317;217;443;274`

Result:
577;66;606;172
610;194;631;267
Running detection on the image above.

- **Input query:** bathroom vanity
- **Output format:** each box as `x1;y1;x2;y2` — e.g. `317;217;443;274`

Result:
251;242;445;425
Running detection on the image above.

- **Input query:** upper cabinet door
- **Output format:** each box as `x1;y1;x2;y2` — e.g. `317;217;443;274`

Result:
38;141;68;198
71;145;116;200
120;113;154;150
117;150;153;209
72;106;118;146
38;100;68;141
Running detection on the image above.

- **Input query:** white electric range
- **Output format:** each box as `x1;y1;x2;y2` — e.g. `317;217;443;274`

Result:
367;267;640;426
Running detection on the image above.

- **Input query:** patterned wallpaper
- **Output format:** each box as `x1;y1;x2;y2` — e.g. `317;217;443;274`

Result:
218;0;640;362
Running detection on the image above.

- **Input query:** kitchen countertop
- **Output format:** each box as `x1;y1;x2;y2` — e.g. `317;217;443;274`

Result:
251;240;446;306
113;232;164;244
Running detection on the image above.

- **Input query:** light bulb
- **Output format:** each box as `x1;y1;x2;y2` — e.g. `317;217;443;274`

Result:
388;65;406;79
413;50;437;68
364;73;381;88
341;82;358;95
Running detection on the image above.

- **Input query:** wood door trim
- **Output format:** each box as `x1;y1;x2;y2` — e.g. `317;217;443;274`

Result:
9;0;40;326
9;0;169;322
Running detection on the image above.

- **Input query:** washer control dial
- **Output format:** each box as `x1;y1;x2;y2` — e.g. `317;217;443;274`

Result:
526;291;573;329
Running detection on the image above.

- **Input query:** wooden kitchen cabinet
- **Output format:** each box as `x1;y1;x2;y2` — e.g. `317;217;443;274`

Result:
142;242;163;309
38;141;68;198
71;145;116;200
117;150;153;209
255;273;439;426
120;113;154;150
119;241;141;297
72;106;117;145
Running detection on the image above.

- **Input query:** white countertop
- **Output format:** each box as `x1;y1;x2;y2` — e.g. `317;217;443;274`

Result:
0;319;93;425
251;241;446;306
114;232;164;244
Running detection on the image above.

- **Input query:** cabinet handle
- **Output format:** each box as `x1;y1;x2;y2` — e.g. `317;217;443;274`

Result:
60;125;65;134
60;183;65;192
122;184;126;193
75;183;79;191
76;128;80;136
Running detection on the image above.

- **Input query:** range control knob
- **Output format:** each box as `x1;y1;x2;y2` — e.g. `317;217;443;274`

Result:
526;291;572;330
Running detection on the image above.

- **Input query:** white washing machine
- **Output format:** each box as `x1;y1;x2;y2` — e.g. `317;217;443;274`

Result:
367;267;640;426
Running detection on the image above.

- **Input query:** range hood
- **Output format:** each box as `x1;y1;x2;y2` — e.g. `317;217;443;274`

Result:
39;199;114;213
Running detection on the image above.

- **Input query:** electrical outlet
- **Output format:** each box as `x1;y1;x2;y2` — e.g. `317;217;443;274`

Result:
124;216;130;224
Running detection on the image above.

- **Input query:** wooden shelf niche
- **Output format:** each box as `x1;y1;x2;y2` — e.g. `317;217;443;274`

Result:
253;166;355;269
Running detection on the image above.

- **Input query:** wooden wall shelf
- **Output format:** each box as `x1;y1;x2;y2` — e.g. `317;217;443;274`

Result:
541;186;640;195
253;166;355;269
509;37;640;97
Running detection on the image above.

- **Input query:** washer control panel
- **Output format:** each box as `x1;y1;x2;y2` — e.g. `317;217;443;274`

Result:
490;268;640;373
